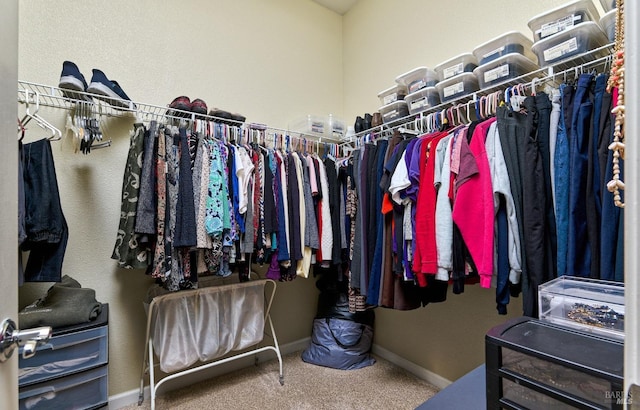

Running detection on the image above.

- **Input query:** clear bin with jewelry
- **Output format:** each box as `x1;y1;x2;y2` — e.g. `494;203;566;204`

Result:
538;276;624;341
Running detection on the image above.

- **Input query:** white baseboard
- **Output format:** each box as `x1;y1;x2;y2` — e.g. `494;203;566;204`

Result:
108;337;311;409
371;344;452;390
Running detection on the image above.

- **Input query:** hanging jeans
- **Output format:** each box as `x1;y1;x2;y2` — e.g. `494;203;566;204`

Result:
586;74;609;278
21;138;68;282
567;73;594;278
555;83;575;277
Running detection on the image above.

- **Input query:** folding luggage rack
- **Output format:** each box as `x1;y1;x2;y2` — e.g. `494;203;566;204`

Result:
138;276;283;410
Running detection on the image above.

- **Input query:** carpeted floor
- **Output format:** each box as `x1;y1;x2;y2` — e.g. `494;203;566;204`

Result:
120;351;439;410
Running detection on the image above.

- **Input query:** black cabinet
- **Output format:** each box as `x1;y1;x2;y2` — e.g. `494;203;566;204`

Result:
486;316;624;410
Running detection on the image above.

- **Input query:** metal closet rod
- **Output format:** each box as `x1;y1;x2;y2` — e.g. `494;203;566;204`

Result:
16;80;344;145
346;44;614;142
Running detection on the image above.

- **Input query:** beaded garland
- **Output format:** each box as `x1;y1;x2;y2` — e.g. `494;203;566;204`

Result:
606;0;625;208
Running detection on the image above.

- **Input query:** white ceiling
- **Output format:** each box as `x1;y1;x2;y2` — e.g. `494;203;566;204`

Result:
311;0;358;15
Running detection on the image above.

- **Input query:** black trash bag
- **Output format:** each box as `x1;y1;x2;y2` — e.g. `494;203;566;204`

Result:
302;317;375;370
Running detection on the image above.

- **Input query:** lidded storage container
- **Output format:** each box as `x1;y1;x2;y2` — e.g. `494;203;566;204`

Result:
473;53;539;89
599;8;617;43
538;275;624;341
405;87;440;115
395;67;438;94
434;72;479;103
434;53;478;82
378;100;409;124
531;21;609;67
472;31;537;66
528;0;600;42
377;84;407;106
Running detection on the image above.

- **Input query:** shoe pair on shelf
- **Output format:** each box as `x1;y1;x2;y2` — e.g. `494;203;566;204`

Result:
208;108;246;125
58;61;134;109
168;96;209;118
354;113;382;133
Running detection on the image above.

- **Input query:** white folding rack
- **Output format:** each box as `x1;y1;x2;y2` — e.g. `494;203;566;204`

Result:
138;278;283;410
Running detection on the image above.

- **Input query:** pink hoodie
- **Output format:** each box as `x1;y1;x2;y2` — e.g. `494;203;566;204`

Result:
452;118;496;288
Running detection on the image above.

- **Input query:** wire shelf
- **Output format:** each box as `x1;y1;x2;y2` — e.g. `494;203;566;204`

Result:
345;43;614;143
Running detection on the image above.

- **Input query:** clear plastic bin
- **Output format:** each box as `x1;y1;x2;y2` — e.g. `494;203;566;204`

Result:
434;72;479;103
528;0;600;42
599;0;616;12
289;115;327;136
379;100;409;124
405;87;440;115
19;365;108;410
395;67;438;94
434;53;478;82
531;22;609;67
599;8;617;43
19;325;108;386
378;84;407;106
538;275;624;341
328;114;344;138
473;53;539;89
473;31;537;66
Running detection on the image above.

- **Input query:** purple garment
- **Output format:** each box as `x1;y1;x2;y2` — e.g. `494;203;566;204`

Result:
404;138;422;202
266;252;281;280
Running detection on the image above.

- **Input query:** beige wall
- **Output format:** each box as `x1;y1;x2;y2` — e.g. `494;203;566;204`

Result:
17;0;342;397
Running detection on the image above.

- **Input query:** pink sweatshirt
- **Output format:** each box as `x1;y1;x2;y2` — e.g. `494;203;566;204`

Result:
452;118;496;288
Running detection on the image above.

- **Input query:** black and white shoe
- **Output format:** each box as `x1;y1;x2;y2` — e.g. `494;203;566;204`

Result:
87;69;135;109
58;61;92;102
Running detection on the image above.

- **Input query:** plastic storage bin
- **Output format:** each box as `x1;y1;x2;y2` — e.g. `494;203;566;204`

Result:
19;326;108;386
328;114;344;138
434;72;479;103
600;8;617;43
531;21;609;67
528;0;600;41
290;115;327;136
473;31;537;66
19;365;108;410
473;53;540;89
434;53;478;82
538;275;624;341
378;84;407;106
379;100;409;124
599;0;616;12
395;67;438;94
404;87;440;115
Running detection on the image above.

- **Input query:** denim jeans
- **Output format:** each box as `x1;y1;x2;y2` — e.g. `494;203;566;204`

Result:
586;74;608;278
554;83;574;277
367;139;388;306
21;138;68;282
567;73;594;278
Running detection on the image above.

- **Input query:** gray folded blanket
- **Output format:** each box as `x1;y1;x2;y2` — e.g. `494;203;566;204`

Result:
19;275;102;329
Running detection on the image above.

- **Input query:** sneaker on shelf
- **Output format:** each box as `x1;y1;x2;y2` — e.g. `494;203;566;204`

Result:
190;98;208;117
167;96;191;117
209;108;233;124
87;69;134;109
230;113;246;124
58;61;92;102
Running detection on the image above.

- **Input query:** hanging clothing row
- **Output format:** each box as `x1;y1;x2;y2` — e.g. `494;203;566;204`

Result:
346;67;622;316
112;119;350;292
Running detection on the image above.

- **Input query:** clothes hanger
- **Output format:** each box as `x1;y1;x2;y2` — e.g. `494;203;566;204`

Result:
17;117;25;141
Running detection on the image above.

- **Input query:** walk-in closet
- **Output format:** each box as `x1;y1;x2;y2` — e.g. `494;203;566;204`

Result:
1;0;638;409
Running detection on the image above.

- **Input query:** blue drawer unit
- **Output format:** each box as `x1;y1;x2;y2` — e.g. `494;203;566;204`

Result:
19;365;108;410
19;325;108;385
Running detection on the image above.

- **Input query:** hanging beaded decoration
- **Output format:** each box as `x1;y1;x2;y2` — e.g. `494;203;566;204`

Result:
606;0;625;208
